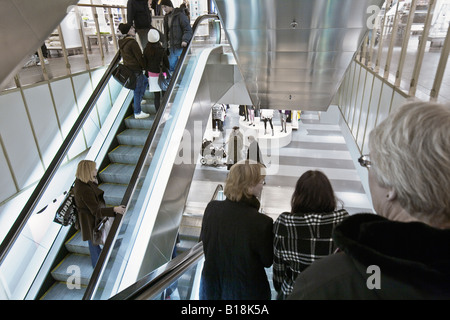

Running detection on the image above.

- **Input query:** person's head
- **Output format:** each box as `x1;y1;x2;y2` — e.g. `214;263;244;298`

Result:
160;0;174;13
367;101;450;228
76;160;98;184
147;28;160;43
118;23;134;36
291;170;337;214
224;160;266;201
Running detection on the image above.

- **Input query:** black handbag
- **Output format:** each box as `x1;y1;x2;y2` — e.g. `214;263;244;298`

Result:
92;217;114;246
54;184;78;228
112;64;137;90
158;56;171;91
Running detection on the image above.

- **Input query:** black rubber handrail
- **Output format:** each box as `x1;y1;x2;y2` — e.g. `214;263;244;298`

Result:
109;184;223;300
82;14;220;300
0;52;122;264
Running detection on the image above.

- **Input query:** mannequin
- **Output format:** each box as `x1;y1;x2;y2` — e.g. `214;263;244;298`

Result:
260;109;274;136
248;105;255;126
279;110;287;133
211;104;226;131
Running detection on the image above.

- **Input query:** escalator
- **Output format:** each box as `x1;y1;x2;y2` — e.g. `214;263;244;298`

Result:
0;14;226;300
111;184;224;301
40;93;157;300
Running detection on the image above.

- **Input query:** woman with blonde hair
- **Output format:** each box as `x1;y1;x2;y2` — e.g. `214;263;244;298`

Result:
73;160;126;267
199;160;273;300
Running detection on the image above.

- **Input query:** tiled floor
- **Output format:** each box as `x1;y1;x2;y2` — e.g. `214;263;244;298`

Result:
185;104;373;223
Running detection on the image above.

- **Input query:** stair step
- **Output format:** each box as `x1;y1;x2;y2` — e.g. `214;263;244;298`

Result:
180;215;203;228
41;282;87;300
124;115;155;130
108;145;143;164
65;231;89;255
179;225;201;240
98;183;128;206
117;129;150;146
99;163;135;184
51;253;93;286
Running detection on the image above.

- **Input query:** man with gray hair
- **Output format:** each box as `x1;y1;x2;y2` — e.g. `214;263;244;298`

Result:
288;101;450;299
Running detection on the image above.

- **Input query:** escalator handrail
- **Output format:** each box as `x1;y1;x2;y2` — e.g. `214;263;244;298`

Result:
82;14;221;300
0;52;122;265
109;184;224;300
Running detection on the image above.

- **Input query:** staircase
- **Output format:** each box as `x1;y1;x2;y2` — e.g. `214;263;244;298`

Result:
40;93;157;300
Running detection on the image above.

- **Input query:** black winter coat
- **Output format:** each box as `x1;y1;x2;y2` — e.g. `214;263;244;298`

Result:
288;213;450;299
119;37;145;72
163;8;193;49
200;197;273;300
127;0;152;29
143;40;170;73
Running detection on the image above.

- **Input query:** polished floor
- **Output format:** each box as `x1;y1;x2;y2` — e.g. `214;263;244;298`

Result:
184;104;373;223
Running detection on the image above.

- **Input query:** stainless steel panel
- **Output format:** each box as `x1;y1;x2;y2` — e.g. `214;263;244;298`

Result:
215;0;386;110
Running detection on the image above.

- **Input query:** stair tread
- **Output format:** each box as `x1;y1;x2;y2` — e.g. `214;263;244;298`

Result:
65;231;89;255
51;253;93;285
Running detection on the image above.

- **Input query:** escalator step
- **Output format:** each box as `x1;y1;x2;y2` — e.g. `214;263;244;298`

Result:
98;183;128;206
108;145;143;164
51;253;93;286
117;129;150;146
65;231;89;255
99;163;135;184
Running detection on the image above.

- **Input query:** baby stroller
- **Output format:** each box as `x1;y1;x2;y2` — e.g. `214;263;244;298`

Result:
200;139;226;166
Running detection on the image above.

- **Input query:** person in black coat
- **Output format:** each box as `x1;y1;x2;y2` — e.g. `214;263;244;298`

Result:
160;0;193;72
199;160;273;300
73;160;126;267
143;28;170;111
127;0;153;49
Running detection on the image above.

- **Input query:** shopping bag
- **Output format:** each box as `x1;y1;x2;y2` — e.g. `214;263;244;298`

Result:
53;184;78;227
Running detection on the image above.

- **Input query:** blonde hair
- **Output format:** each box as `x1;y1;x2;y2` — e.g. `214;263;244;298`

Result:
76;160;97;183
369;101;450;225
224;160;265;201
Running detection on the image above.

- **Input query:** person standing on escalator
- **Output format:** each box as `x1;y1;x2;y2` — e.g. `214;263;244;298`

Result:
118;23;150;119
160;0;193;73
73;160;126;268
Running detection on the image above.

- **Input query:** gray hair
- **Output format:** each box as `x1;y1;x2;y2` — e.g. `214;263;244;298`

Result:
368;101;450;226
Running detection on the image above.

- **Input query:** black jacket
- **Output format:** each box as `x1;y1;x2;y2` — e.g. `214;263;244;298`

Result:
163;8;193;49
288;213;450;299
143;37;170;73
200;197;273;300
127;0;152;29
119;37;145;72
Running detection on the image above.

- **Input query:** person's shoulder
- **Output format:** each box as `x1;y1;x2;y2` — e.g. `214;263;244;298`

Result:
288;252;359;299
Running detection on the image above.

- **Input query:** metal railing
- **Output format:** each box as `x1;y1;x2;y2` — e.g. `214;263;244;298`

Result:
109;184;224;301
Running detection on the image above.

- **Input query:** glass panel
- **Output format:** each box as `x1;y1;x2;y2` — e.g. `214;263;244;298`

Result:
152;257;205;300
0;72;123;300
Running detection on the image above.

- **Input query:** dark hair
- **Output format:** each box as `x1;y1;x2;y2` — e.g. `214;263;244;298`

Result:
291;170;337;214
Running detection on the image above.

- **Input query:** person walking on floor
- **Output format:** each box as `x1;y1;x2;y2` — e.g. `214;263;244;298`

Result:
118;23;150;119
